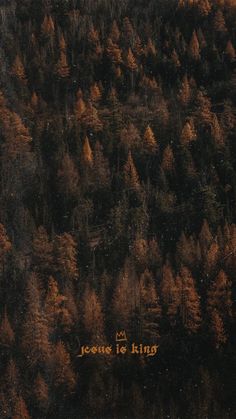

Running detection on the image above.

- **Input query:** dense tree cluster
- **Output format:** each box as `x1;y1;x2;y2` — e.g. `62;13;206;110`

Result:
0;0;235;418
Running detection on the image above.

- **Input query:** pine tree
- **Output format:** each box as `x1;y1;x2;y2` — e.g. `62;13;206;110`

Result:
12;396;31;419
221;100;236;132
126;48;138;71
160;262;179;323
0;310;14;347
93;141;110;188
145;38;157;56
0;359;21;417
224;224;236;273
64;284;79;326
21;274;51;367
131;237;148;270
195;90;213;127
32;226;53;274
82;136;93;167
106;38;122;64
213;10;227;32
54;233;78;281
31;92;39;109
139;269;161;341
148;238;162;269
197;0;212;16
171;49;181;67
123;151;140;190
162;145;175;172
120;123;141;150
59;33;66;51
0;91;8;124
123;17;134;41
134;36;144;57
41;15;55;35
86;370;107;412
105;88;123;137
57;153;79;197
210;310;227;348
189;30;200;60
88;24;100;45
81;101;103;132
44;276;67;335
143;125;158;152
0;224;11;264
197;28;207;49
75;97;86;122
225;40;236;60
90;83;102;102
33;373;49;411
176;232;201;270
53;341;76;393
179;75;191;106
207;270;232;320
56;50;70;78
180;120;197;145
155;96;169;127
112;259;137;331
82;286;105;342
140;75;159;91
3;111;32;158
176;266;202;333
199;219;213;255
3;358;19;397
204;240;220;275
115;65;122;78
110;20;120;43
211;114;224;147
11;55;27;82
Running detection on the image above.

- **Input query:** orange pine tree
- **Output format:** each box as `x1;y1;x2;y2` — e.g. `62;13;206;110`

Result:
160;262;179;323
225;40;236;60
106;38;122;64
0;310;14;347
33;373;49;411
143;125;158;152
145;38;157;56
176;266;202;333
21;274;51;367
211;114;224;147
0;224;11;264
82;136;93;167
189;30;200;60
82;286;105;343
179;75;191;106
180;120;197;145
53;341;76;393
41;15;55;35
126;48;138;71
54;233;79;281
90;83;102;102
32;226;53;273
123;151;140;190
120;123;141;150
93;141;111;188
57;153;79;197
139;269;161;340
207;270;232;320
161;145;175;172
11;55;27;82
110;20;120;43
56;50;70;78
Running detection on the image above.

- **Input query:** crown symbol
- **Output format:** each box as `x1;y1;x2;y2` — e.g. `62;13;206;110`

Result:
116;330;127;342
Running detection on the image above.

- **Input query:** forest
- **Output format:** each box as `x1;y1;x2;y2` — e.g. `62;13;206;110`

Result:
0;0;235;418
